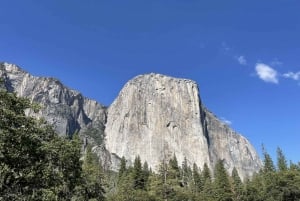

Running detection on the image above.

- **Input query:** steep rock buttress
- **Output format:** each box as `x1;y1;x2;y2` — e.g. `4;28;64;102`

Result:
105;73;261;179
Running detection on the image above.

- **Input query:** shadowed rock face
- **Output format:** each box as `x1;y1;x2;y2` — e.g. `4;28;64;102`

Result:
0;63;262;179
0;63;107;137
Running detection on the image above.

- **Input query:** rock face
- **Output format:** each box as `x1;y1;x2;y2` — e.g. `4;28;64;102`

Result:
203;110;262;179
0;62;107;142
105;73;262;179
0;62;262;179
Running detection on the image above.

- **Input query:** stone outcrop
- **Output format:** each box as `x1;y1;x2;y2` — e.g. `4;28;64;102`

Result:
203;109;262;179
0;62;107;137
0;62;262;178
105;73;261;179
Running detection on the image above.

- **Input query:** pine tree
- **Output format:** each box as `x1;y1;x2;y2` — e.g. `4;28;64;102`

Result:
231;167;243;201
213;160;232;201
201;163;214;200
262;145;275;173
181;157;191;188
119;157;127;177
133;156;145;190
202;163;211;183
142;161;150;188
74;144;105;201
192;163;203;193
169;154;180;180
277;147;288;172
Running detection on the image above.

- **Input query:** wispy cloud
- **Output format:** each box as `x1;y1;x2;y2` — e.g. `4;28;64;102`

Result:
220;42;247;66
283;72;300;80
255;63;279;84
236;55;247;65
221;42;231;52
221;117;232;125
271;58;283;66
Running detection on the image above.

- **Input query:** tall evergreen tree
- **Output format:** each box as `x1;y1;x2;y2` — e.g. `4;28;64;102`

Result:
192;163;203;193
142;161;150;188
262;145;275;173
277;147;288;172
231;167;243;201
201;163;214;201
133;156;145;190
169;154;180;180
202;163;211;183
213;160;232;201
118;156;127;181
74;144;105;201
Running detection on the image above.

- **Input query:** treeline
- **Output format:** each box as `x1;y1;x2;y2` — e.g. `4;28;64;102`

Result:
1;88;300;200
108;148;300;201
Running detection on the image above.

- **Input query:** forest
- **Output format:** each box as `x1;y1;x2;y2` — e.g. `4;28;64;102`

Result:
1;87;300;201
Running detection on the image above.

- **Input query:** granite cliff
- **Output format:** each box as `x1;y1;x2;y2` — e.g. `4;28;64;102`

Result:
0;62;262;179
105;73;261;179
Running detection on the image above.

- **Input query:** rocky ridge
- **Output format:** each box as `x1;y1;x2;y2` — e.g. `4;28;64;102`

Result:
0;62;262;179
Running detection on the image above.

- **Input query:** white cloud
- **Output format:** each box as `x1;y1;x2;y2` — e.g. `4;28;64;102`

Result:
283;72;300;80
221;117;232;125
255;63;279;84
237;55;247;65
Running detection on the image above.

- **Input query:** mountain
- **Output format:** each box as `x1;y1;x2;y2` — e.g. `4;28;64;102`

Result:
0;62;262;179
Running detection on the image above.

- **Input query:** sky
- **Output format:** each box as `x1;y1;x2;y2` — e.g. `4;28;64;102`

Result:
1;0;300;163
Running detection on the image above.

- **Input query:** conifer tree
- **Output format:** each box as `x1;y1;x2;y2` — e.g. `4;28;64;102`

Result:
202;163;211;183
277;147;288;172
142;161;150;188
192;163;203;193
262;145;275;173
213;160;232;201
169;154;180;180
231;167;243;201
75;145;105;201
133;156;145;190
118;156;127;182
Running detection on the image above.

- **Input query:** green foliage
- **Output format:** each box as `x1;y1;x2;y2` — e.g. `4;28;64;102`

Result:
231;167;243;201
82;123;105;145
277;147;288;172
213;160;233;201
74;145;105;201
0;90;105;200
118;156;127;180
133;156;145;190
192;163;203;193
262;145;275;173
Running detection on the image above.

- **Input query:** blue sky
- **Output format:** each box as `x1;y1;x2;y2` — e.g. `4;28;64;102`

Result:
1;0;300;163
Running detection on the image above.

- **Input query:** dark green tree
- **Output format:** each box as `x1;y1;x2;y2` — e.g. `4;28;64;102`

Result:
142;161;150;188
213;160;232;201
231;167;243;201
277;147;288;172
262;146;275;173
74;144;105;201
202;163;211;183
0;89;83;200
118;156;127;181
192;163;203;193
133;155;145;190
169;154;180;180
